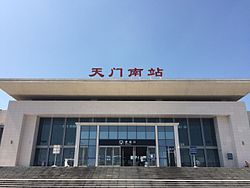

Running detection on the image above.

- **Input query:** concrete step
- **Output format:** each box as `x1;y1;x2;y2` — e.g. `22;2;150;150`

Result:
0;167;250;187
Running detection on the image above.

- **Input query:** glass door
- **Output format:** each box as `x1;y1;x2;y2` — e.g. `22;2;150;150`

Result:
147;147;156;166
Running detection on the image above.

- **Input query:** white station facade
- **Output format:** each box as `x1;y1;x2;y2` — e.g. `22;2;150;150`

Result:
0;79;250;168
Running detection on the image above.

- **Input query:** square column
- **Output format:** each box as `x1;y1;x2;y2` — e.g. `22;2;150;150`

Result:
174;124;181;167
73;124;81;167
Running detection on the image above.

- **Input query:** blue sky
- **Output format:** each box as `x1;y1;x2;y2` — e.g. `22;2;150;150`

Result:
0;0;250;110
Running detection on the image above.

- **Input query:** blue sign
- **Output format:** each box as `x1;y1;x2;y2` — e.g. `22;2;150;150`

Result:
189;146;197;155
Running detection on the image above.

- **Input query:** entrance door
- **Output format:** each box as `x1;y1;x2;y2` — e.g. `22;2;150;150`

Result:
121;147;133;166
168;146;176;167
135;147;147;166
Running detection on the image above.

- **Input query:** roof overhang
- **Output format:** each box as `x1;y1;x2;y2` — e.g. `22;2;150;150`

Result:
0;79;250;101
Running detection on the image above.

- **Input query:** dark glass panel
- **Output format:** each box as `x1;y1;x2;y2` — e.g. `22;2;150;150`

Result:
34;148;47;166
50;118;65;145
206;149;220;167
80;139;88;146
147;118;159;123
93;118;106;122
89;126;97;139
203;119;217;146
118;126;127;139
80;118;92;122
62;148;75;166
48;148;62;166
88;139;96;146
159;147;167;158
100;126;109;139
120;118;133;122
65;118;77;146
128;126;136;139
158;139;166;146
134;118;146;123
146;126;155;139
107;118;119;122
98;147;106;165
158;126;165;139
166;126;174;139
159;158;168;167
195;149;206;167
88;159;96;166
37;118;51;145
180;148;191;167
137;126;146;139
0;127;3;145
161;118;173;123
88;146;96;159
189;119;203;146
166;139;175;146
80;126;89;139
175;118;189;146
106;147;112;165
78;147;88;166
109;126;118;139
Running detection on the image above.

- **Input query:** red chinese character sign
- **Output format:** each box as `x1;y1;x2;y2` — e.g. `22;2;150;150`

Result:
89;67;164;78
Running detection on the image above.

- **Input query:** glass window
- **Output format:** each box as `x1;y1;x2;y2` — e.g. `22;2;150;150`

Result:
100;126;109;139
48;148;62;166
50;118;64;145
118;126;127;139
80;139;88;146
88;146;96;159
99;147;106;165
88;139;96;146
161;118;173;123
166;126;174;139
113;147;121;166
37;118;51;145
128;126;136;139
159;158;168;167
107;118;119;122
206;149;220;167
147;118;159;123
203;119;217;146
65;118;77;146
80;118;92;122
120;118;133;122
62;148;75;166
159;147;167;158
134;118;146;123
78;147;88;166
88;159;96;166
180;148;191;167
89;126;97;139
158;126;165;139
166;139;175;146
189;119;203;146
93;118;106;122
158;139;166;146
34;148;47;166
106;147;113;165
109;126;118;139
0;126;3;145
196;149;206;167
137;126;146;139
146;126;155;139
176;118;189;146
80;126;89;139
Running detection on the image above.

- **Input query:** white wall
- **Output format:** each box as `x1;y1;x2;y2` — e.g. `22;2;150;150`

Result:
0;100;249;167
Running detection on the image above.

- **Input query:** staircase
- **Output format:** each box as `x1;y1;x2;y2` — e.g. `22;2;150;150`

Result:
0;167;250;187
